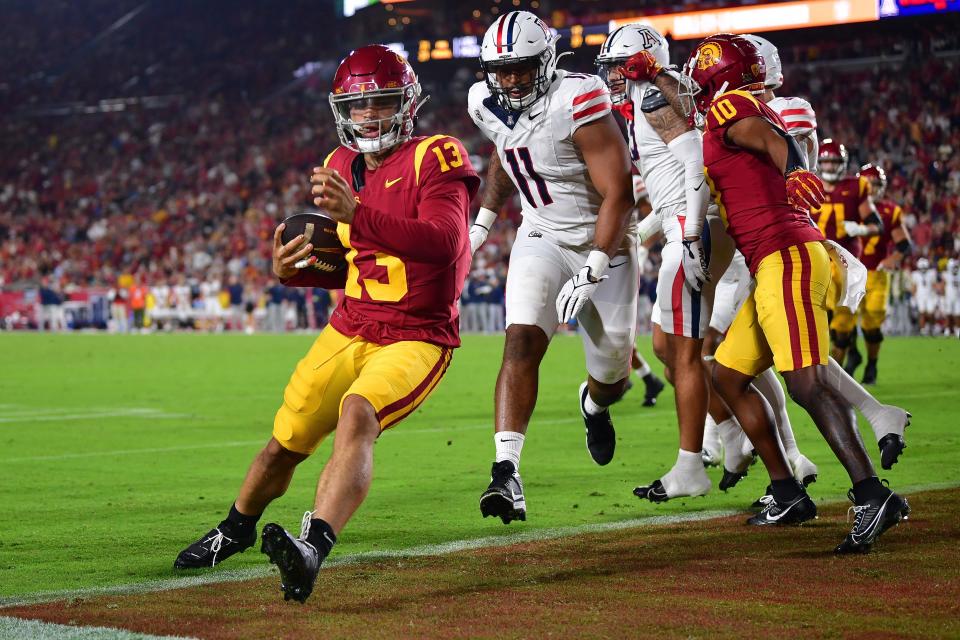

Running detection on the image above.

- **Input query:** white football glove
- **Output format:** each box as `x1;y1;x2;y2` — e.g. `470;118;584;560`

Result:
681;237;710;293
843;220;869;237
556;251;610;324
469;207;498;256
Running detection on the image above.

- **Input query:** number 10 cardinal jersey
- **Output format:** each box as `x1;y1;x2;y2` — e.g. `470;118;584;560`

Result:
468;70;629;248
296;135;479;348
702;90;824;274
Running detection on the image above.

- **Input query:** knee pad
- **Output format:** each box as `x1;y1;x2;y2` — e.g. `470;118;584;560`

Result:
863;329;884;344
832;332;852;349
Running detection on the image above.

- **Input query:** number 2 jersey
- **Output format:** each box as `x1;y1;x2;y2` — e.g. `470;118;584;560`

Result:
287;135;480;348
468;70;634;248
702;90;823;274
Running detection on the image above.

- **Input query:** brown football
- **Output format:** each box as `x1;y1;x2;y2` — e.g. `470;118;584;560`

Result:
280;211;347;274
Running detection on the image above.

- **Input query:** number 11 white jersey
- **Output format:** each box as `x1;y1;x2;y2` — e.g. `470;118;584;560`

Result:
468;70;623;249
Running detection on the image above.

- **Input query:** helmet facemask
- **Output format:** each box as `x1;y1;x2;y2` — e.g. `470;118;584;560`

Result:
678;61;707;129
595;58;628;105
329;85;421;153
819;156;846;183
482;52;553;112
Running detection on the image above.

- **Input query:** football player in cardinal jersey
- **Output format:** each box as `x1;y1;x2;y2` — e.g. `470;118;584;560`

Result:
748;36;910;471
647;33;908;552
597;24;739;503
810;139;883;361
468;11;638;524
852;164;913;383
174;45;480;602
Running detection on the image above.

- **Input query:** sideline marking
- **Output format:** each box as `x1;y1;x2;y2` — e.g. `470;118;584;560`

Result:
1;481;955;609
0;408;189;425
0;616;198;640
0;508;733;608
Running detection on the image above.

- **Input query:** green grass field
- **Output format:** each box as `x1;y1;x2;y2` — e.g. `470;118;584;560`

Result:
1;332;958;601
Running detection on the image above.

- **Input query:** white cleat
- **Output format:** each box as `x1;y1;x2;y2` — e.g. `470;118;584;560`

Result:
790;453;818;486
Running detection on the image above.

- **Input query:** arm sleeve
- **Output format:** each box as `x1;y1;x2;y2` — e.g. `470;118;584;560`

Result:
666;129;708;237
350;180;471;265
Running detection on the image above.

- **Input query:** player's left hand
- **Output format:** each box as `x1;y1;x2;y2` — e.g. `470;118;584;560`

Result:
785;169;825;212
681;236;710;292
620;50;664;83
556;266;608;324
311;167;357;223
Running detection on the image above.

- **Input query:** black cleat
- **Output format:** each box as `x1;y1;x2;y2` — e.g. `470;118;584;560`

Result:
642;374;665;407
878;434;906;470
719;467;749;491
747;492;817;526
579;382;615;465
861;361;877;385
480;460;526;524
633;479;670;503
174;524;255;569
261;523;321;603
844;346;863;376
835;488;910;554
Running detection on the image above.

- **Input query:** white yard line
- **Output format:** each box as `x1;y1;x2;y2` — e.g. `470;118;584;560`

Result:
0;508;736;608
1;479;955;610
0;617;198;640
0;408;190;425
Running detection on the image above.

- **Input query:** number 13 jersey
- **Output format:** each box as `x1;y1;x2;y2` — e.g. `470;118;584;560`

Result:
468;70;629;248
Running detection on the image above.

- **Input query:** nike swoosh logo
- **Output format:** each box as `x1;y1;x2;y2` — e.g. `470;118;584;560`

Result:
609;261;629;269
693;179;706;192
528;110;543;120
766;497;803;521
385;177;403;188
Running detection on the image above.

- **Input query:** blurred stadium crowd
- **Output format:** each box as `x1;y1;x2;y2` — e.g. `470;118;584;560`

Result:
1;1;958;334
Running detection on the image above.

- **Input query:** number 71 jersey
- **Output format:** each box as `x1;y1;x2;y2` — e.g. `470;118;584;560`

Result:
468;70;616;248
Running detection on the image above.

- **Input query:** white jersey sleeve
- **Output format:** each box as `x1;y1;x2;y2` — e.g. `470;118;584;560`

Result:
769;96;819;171
565;74;612;135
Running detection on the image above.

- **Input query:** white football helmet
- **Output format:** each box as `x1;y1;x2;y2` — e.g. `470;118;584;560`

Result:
596;24;669;104
916;257;930;270
480;11;559;111
742;34;782;89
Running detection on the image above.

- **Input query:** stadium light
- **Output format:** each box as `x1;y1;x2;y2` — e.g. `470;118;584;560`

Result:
609;0;880;39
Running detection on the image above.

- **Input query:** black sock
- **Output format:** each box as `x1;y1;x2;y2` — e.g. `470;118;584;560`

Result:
852;476;889;503
306;518;337;559
770;478;803;503
642;373;657;385
224;503;261;536
867;358;877;367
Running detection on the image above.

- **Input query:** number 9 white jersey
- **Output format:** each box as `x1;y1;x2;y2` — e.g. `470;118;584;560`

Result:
468;70;631;248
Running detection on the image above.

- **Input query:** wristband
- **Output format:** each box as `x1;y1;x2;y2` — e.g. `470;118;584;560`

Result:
474;207;497;231
585;250;611;281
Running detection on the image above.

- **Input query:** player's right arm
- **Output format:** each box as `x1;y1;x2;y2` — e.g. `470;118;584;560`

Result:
273;223;348;289
470;152;516;254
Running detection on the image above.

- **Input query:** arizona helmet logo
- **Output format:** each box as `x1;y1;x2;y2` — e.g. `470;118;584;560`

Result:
696;42;723;70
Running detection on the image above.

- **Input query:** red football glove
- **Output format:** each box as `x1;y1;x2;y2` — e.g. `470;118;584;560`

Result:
785;169;826;211
620;50;664;83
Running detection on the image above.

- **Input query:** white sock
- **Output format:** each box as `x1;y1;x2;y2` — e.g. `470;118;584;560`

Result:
716;417;752;473
583;389;608;416
660;449;711;497
824;357;883;423
494;432;525;470
703;414;721;456
634;355;652;378
751;367;800;460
